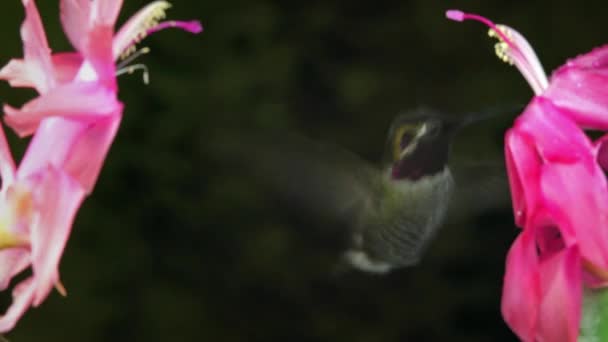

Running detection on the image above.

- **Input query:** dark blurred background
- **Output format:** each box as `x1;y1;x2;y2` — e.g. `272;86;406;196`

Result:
0;0;605;341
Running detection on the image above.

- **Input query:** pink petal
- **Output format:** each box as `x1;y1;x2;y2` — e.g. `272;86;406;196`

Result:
16;118;87;180
536;246;582;342
59;0;92;52
0;249;30;291
544;45;608;130
541;162;608;269
19;0;55;93
0;123;16;187
0;53;83;89
535;223;567;258
505;128;542;227
17;110;121;193
0;59;36;89
501;227;541;342
63;112;122;193
29;166;85;306
595;133;608;169
4;81;120;137
517;97;594;165
595;133;608;172
52;52;83;84
0;277;36;332
91;0;123;27
561;44;608;69
76;26;116;88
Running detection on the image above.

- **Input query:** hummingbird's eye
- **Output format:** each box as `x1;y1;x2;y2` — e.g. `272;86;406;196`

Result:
392;125;418;161
400;131;415;150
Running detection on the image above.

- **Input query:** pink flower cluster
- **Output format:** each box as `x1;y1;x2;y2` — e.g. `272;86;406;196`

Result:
448;10;608;342
0;0;200;331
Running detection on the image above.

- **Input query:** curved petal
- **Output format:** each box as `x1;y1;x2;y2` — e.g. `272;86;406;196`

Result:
505;128;541;227
59;0;91;52
63;112;122;193
29;166;85;306
4;81;120;137
0;249;29;291
536;246;582;342
544;45;608;130
3;53;84;89
541;162;608;269
51;52;83;84
91;0;123;28
77;25;116;88
16;117;86;180
594;133;608;172
501;227;541;342
517;97;594;165
0;277;36;332
19;0;55;93
0;123;16;188
0;59;35;89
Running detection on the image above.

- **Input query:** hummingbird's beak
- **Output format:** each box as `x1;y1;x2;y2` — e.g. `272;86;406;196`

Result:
449;104;525;135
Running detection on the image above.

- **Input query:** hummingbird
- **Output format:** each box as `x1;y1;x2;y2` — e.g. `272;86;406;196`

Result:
213;107;509;274
340;109;459;273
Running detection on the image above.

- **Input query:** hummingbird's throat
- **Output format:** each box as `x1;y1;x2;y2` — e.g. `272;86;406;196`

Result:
391;140;449;181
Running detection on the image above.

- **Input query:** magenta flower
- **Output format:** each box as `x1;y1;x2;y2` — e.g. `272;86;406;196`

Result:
448;10;608;342
0;122;85;332
0;0;201;331
0;0;202;192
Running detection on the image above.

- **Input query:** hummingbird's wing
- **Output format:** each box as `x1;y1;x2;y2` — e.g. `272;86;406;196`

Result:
448;159;513;222
209;130;383;228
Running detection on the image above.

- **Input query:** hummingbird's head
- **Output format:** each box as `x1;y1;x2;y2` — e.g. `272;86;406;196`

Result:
386;108;462;181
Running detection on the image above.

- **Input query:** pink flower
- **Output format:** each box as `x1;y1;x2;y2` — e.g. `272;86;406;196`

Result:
0;0;201;331
447;10;608;342
0;0;201;192
0;121;85;332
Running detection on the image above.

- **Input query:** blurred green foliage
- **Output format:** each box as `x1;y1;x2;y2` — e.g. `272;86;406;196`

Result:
0;0;606;341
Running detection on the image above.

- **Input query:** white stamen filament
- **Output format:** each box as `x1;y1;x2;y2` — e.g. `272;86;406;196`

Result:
116;47;151;70
446;10;550;96
490;25;549;95
116;47;151;84
116;64;150;84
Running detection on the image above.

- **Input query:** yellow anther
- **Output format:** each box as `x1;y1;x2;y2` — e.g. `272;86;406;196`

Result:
120;1;172;60
487;26;514;65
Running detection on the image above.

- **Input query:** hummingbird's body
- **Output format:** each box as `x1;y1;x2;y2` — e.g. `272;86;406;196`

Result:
346;167;454;273
216;107;501;274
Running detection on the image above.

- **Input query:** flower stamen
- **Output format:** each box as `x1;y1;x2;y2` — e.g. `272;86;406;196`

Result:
489;28;514;65
116;1;171;60
116;47;151;84
117;47;151;70
113;1;203;61
116;64;150;85
446;10;549;95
